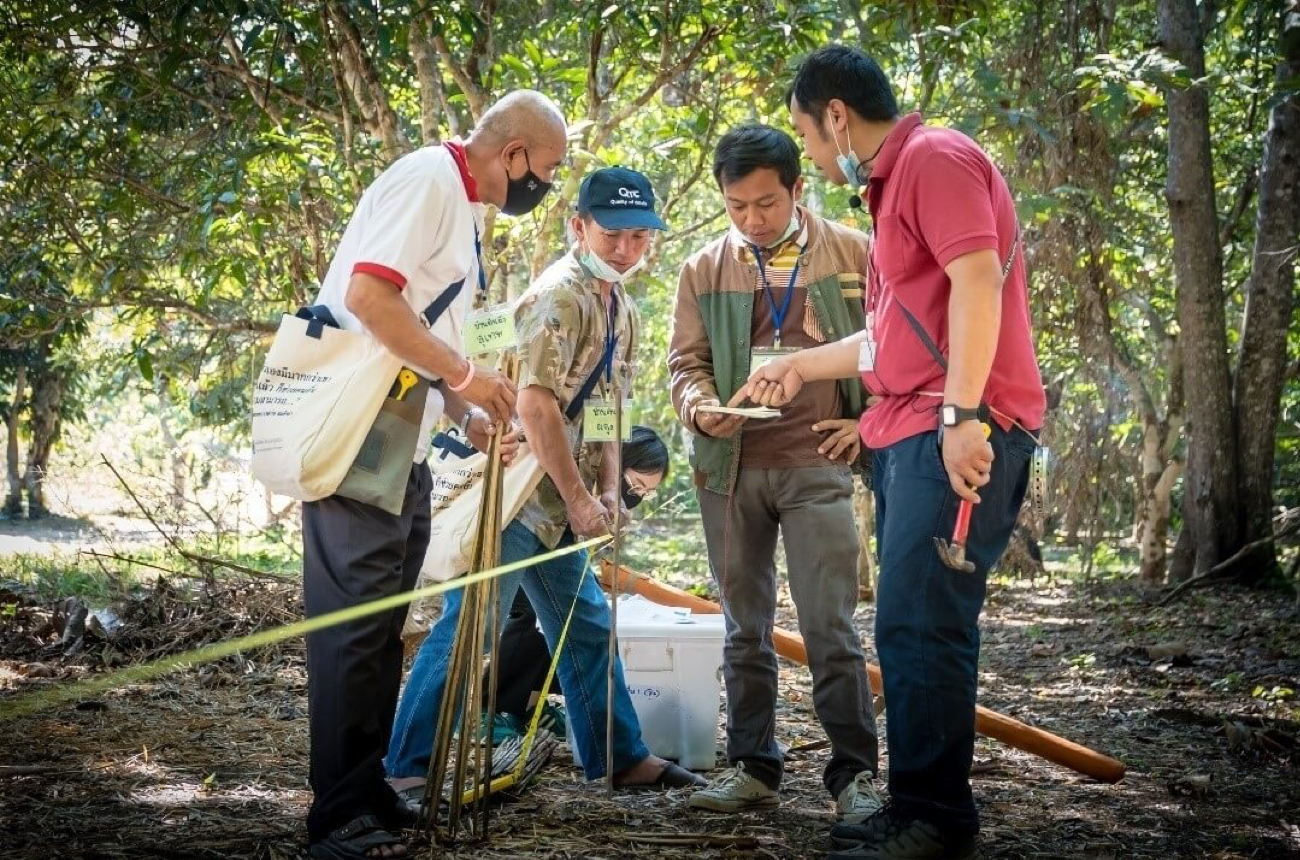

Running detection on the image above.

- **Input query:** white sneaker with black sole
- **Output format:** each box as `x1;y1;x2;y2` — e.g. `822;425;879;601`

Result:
836;770;885;823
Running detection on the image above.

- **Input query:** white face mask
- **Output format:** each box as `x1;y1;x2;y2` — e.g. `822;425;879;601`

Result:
768;211;800;248
731;209;800;250
579;246;646;284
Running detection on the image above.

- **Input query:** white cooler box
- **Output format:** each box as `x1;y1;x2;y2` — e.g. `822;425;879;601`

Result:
568;594;725;772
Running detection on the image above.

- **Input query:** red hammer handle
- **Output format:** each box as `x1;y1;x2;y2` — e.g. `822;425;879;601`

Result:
952;497;974;546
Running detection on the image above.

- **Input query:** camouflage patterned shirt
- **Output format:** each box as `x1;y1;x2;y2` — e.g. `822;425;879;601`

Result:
514;251;639;549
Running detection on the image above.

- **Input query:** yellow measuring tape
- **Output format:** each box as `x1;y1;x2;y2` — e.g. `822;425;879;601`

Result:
513;578;580;782
457;566;584;806
0;535;611;722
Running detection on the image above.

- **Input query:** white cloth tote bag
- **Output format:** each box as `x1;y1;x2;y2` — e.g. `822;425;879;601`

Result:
251;306;401;501
419;430;546;583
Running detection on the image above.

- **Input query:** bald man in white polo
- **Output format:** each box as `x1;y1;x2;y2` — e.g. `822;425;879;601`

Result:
301;92;566;860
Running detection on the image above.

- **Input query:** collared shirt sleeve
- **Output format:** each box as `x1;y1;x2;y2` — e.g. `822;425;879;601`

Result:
351;162;450;289
516;286;582;398
906;146;999;271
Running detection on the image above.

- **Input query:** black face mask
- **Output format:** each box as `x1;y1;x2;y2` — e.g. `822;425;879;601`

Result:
501;149;553;216
621;477;645;511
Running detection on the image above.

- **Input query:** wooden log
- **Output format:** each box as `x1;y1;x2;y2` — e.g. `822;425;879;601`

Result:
598;560;1126;784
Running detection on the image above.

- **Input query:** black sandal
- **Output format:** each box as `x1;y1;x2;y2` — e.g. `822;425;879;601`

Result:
309;815;407;859
621;762;708;792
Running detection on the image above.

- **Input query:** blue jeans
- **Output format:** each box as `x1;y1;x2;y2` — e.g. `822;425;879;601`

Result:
386;518;650;780
873;426;1034;834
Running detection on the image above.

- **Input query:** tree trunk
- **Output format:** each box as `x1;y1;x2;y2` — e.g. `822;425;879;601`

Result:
1169;504;1196;582
156;379;188;516
1157;0;1242;575
409;17;445;146
1138;449;1183;582
23;367;63;519
4;364;26;517
1232;9;1300;585
326;1;407;160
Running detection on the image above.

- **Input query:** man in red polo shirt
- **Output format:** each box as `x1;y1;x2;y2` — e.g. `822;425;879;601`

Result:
746;46;1044;859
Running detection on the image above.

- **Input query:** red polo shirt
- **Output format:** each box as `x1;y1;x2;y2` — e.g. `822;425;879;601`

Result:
859;112;1045;449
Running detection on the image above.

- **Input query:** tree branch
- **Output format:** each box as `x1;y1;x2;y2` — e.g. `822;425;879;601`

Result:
434;33;487;121
588;24;724;155
410;17;444;145
326;1;406;159
1219;166;1258;248
319;6;360;194
1159;508;1300;604
466;0;498;94
216;34;284;125
202;53;341;127
586;23;605;120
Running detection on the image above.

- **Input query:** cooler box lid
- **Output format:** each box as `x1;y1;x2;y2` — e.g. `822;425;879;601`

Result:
613;594;725;641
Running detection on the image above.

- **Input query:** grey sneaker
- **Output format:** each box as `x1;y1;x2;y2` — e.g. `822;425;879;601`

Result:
686;762;778;813
828;805;980;859
836;771;885;823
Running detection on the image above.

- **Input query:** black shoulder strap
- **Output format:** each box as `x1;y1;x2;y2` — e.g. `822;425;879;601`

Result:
429;430;477;461
563;291;621;421
896;224;1021;374
422;278;466;328
295;305;340;340
896;301;949;372
565;358;611;422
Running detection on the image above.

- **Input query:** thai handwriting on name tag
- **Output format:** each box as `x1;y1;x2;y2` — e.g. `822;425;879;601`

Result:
463;306;517;355
584;400;633;442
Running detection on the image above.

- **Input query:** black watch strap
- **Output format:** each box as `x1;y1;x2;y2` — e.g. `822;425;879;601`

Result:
941;403;987;427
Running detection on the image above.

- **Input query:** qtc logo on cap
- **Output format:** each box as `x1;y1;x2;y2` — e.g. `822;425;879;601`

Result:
615;186;646;207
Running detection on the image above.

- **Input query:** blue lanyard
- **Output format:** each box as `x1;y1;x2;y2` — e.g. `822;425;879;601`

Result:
473;225;488;301
750;244;802;346
601;291;619;384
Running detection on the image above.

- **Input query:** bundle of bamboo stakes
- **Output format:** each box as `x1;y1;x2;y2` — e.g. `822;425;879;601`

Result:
421;352;518;848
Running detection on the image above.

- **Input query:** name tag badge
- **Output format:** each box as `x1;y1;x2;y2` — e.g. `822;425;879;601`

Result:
749;346;797;380
858;338;877;373
463;304;517;356
584;398;634;442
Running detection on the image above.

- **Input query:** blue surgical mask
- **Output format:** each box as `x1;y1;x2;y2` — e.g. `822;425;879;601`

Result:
829;113;864;186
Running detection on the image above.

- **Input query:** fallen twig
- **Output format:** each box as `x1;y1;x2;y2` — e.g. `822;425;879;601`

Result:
1159;511;1300;606
100;456;290;583
612;831;761;848
79;549;190;580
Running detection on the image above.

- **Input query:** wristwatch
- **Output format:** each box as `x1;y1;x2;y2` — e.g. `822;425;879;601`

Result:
940;403;984;428
460;407;483;435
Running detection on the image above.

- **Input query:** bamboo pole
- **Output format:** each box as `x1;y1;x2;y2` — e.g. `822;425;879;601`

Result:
598;560;1126;784
425;353;517;850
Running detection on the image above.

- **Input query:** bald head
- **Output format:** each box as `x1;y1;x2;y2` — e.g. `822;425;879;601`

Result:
472;90;567;150
464;90;567;213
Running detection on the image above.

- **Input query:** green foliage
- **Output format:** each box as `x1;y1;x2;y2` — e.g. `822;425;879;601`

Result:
0;1;1294;570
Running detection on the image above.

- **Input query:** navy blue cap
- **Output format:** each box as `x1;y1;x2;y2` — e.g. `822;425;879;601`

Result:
576;167;667;230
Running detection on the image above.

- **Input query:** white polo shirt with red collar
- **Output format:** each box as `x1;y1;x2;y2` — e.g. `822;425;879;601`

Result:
313;141;486;463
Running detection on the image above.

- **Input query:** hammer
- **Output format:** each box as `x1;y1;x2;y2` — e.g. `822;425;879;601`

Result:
934;422;991;573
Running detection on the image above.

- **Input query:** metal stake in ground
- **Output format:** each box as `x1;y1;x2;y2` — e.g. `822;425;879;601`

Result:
605;382;625;799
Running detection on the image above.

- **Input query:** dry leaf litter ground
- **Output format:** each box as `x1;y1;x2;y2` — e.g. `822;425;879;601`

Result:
2;523;1298;860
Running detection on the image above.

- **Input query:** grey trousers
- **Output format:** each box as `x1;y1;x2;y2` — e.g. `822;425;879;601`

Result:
698;464;878;797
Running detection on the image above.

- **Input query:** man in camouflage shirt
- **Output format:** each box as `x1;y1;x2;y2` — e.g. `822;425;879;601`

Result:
386;167;706;796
